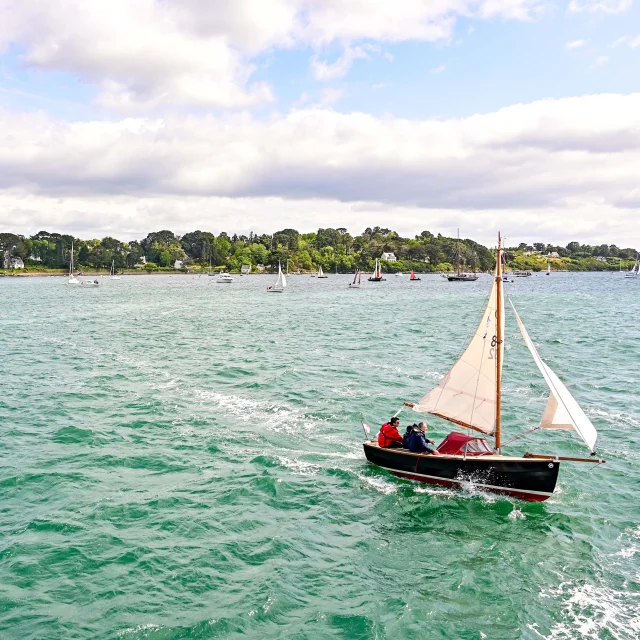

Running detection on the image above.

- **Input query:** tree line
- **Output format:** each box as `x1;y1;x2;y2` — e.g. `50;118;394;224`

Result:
0;228;637;273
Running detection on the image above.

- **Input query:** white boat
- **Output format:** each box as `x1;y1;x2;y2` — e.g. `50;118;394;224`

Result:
80;279;100;287
68;241;80;284
317;265;328;279
109;259;121;280
395;272;403;277
267;262;287;293
349;270;362;288
217;272;234;283
624;255;639;278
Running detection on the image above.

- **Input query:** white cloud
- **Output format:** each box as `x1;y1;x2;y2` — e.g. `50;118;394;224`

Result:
568;0;632;14
311;46;370;81
372;83;391;89
611;34;640;48
565;39;587;49
430;64;446;74
594;55;609;66
1;93;640;243
0;0;549;110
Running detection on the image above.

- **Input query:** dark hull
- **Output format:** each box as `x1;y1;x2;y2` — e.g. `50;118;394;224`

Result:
363;443;559;501
447;276;478;282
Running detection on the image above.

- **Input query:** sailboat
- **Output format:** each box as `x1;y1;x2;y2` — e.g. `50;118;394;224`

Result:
447;229;478;282
109;260;121;280
362;234;604;502
68;241;80;285
409;270;421;281
368;258;385;282
546;260;551;276
624;254;639;278
317;265;328;279
267;262;286;293
349;270;362;288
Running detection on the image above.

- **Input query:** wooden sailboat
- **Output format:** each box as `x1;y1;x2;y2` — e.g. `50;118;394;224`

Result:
317;265;328;279
447;229;478;282
409;270;421;281
363;234;604;502
267;262;286;293
349;270;362;288
68;241;80;285
368;258;385;282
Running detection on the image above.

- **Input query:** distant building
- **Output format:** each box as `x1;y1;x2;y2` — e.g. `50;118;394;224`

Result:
256;264;265;272
241;264;252;274
174;260;185;269
523;250;541;256
546;251;560;258
381;252;397;262
595;256;608;262
138;256;147;265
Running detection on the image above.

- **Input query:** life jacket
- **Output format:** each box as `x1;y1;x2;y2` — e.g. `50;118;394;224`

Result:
403;425;418;448
378;423;403;448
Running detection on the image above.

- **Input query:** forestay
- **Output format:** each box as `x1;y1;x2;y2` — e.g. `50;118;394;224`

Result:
509;301;598;453
412;270;504;435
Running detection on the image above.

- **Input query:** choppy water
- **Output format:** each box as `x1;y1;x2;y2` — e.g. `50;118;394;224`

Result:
1;272;639;639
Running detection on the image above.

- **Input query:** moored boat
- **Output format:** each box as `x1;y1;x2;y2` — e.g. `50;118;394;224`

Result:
349;270;362;288
447;229;478;282
362;233;604;501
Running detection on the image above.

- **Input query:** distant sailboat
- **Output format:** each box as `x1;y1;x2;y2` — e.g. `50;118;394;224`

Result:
546;260;551;276
362;233;604;502
368;258;385;282
447;229;478;282
317;265;328;279
624;254;639;278
109;260;121;280
267;262;286;293
409;270;421;281
68;241;80;285
349;270;362;288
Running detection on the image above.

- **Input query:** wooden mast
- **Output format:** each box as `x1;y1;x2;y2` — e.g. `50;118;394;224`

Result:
495;233;503;453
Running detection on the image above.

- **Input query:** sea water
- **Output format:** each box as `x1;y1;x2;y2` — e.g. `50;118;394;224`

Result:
1;273;638;639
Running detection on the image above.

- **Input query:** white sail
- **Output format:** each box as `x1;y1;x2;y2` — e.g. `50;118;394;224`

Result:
68;241;79;284
412;269;504;434
510;301;598;453
318;265;324;277
280;266;287;288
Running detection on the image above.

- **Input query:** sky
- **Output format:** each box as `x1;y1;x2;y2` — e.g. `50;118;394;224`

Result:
0;0;639;246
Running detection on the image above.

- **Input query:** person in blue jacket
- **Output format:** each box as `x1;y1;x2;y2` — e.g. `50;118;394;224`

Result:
407;422;440;455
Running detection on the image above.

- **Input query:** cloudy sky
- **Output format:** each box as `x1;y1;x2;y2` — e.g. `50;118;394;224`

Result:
1;0;639;245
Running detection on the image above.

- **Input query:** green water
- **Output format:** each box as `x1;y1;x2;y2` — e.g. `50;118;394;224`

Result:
1;273;638;639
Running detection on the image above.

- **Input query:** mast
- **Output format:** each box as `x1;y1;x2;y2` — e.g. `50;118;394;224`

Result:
457;228;461;276
495;233;503;452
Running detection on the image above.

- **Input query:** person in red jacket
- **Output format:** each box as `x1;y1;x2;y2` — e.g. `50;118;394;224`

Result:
378;417;404;448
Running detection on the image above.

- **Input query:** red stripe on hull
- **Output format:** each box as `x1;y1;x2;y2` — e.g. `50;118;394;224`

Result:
390;470;551;502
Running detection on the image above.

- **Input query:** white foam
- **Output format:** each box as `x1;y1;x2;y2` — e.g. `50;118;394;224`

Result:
357;474;398;495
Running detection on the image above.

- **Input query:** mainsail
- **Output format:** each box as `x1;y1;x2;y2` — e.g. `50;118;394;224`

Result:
510;301;597;453
412;268;504;434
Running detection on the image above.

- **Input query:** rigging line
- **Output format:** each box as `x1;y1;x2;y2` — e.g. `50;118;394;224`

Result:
502;426;540;447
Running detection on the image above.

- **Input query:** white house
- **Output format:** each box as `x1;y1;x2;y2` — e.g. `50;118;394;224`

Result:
546;251;560;258
2;252;24;269
256;264;265;271
595;256;608;262
241;264;252;274
174;259;184;269
381;252;397;262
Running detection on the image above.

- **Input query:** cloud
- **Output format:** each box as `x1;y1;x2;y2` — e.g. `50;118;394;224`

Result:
594;55;609;66
430;64;446;74
372;83;391;89
319;88;344;105
565;39;587;49
311;46;370;81
0;0;549;109
1;93;640;243
611;34;640;48
568;0;632;14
